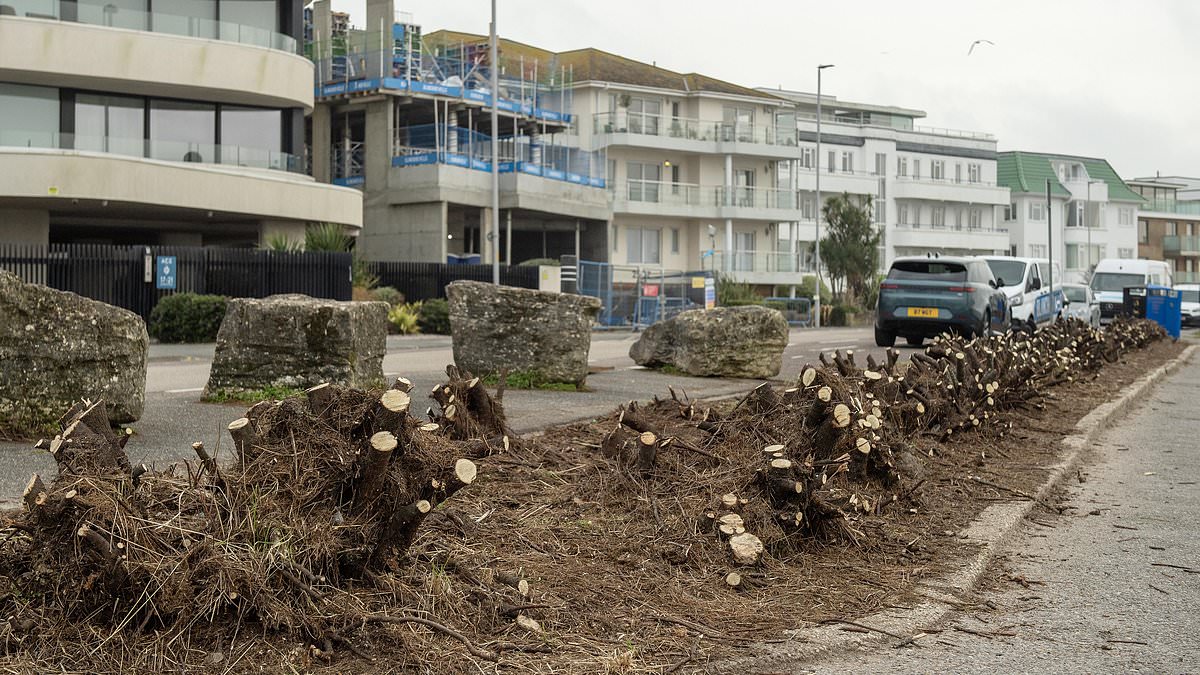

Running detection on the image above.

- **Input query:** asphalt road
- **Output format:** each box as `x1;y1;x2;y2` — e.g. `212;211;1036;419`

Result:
1;325;899;504
806;352;1200;674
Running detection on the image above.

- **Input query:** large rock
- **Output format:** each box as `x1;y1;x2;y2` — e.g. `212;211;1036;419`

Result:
447;281;601;386
0;270;147;437
629;305;789;379
203;295;388;398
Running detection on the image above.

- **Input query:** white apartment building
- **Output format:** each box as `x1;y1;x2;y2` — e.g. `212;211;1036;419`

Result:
997;152;1141;284
0;0;360;246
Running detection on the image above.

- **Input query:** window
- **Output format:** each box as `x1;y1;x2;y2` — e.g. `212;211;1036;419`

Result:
1003;202;1017;221
874;153;887;176
1166;221;1178;236
827;150;836;173
898;203;910;225
78;0;148;30
968;208;982;230
626;161;661;202
931;205;945;227
1118;247;1134;259
931;160;945;180
874;200;886;224
723;106;754;142
670;228;680;254
153;0;218;39
733;231;756;271
912;159;920;179
149;99;216;163
896;156;908;177
799;147;814;169
626;227;661;264
734;169;755;206
0;83;60;148
1067;244;1104;270
626;97;661;135
955;163;962;183
1138;219;1148;243
220;106;282;168
1029;244;1047;258
75;94;144;158
219;0;278;38
801;197;816;220
841;151;854;173
1029;201;1045;221
968;163;981;184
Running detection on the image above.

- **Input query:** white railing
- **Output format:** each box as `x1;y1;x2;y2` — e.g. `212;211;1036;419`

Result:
894;174;997;188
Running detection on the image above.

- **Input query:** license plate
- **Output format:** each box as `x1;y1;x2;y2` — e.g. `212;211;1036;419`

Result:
907;307;938;318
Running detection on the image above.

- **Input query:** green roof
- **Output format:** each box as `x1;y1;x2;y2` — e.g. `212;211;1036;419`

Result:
997;151;1144;203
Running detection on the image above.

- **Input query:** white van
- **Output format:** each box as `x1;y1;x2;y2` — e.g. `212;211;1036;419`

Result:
1089;258;1173;324
1175;283;1200;327
983;256;1064;330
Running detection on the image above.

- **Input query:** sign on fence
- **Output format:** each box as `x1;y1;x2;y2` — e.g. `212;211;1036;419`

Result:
155;256;177;290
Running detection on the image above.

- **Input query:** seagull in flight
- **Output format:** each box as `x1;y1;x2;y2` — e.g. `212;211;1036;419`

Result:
968;39;995;55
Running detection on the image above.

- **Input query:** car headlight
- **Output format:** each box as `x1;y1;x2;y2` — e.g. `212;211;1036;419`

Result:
1008;294;1023;306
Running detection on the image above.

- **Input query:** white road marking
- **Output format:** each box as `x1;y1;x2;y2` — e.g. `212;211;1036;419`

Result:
165;387;203;394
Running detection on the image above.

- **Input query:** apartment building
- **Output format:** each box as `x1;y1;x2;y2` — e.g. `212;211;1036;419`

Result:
0;0;360;246
1128;176;1200;283
306;2;609;264
996;152;1141;284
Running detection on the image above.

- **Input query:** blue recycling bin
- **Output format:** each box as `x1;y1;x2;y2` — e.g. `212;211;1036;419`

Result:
1145;285;1181;339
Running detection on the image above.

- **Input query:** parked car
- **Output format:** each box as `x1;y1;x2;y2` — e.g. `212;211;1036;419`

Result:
875;256;1009;347
1089;258;1173;324
1061;283;1100;328
1177;283;1200;327
983;256;1064;332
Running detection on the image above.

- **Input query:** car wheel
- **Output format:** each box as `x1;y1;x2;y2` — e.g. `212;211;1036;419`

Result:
1025;318;1037;334
905;336;924;347
874;325;895;347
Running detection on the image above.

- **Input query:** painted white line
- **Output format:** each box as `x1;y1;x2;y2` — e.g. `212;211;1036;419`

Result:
165;387;203;394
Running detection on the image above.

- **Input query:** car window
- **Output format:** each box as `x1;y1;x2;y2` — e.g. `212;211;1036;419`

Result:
1064;286;1088;303
1090;272;1144;292
887;261;968;282
986;260;1025;287
1026;263;1040;292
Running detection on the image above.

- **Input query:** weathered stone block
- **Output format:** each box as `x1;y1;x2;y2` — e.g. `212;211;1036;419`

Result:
0;270;147;437
203;294;388;398
629;305;789;379
447;281;601;386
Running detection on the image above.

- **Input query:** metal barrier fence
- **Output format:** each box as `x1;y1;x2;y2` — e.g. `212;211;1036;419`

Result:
0;244;352;320
370;262;539;301
577;260;712;328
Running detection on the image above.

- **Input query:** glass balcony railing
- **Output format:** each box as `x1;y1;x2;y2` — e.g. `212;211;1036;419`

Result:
594;112;799;147
612;180;803;211
1163;236;1200;253
1140;199;1200;215
2;0;298;53
0;129;302;173
709;250;816;275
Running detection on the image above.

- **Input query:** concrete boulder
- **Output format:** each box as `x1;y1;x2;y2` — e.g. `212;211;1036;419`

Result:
203;295;388;398
629;305;789;379
0;270;147;437
447;281;601;386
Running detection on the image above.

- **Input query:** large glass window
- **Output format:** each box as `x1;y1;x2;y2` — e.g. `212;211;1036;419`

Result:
75;94;144;157
152;0;218;39
627;228;661;264
220;106;281;168
220;0;278;44
150;100;215;163
76;0;149;30
0;83;60;148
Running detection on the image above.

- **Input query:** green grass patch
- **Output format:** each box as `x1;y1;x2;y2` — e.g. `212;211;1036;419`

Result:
201;385;306;404
481;371;580;392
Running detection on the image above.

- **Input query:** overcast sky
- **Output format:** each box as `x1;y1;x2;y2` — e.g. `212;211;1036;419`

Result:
331;0;1196;179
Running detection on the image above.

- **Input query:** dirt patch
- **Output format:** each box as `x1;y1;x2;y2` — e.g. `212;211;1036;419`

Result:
0;322;1181;673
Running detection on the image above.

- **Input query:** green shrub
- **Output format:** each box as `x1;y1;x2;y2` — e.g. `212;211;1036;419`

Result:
372;286;405;307
829;304;859;327
518;258;560;267
388;302;422;335
148;293;228;343
418;298;451;335
797;275;833;305
715;273;762;307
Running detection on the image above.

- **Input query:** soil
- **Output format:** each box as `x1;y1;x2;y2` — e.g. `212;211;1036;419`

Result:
0;337;1181;674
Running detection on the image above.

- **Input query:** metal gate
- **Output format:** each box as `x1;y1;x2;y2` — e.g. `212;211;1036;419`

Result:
577;260;712;328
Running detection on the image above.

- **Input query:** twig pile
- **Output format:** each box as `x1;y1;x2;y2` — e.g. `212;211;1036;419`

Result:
0;374;521;667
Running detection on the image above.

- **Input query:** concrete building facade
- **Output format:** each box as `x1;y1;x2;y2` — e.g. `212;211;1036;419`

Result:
997;151;1141;284
1128;177;1200;283
0;0;360;247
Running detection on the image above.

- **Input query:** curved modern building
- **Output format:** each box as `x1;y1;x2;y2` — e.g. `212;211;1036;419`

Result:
0;0;361;246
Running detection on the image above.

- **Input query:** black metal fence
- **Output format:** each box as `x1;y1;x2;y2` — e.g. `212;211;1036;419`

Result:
371;262;540;301
0;244;353;320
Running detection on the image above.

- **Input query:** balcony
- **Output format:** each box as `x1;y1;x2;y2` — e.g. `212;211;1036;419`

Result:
891;175;1009;205
610;180;802;220
708;249;815;285
593;112;800;158
890;222;1010;253
0;129;302;173
1163;236;1200;255
1;0;297;52
1140;199;1200;216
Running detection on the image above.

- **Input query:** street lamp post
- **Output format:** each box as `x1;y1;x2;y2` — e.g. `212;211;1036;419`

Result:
489;0;500;284
1086;180;1102;279
814;63;834;329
